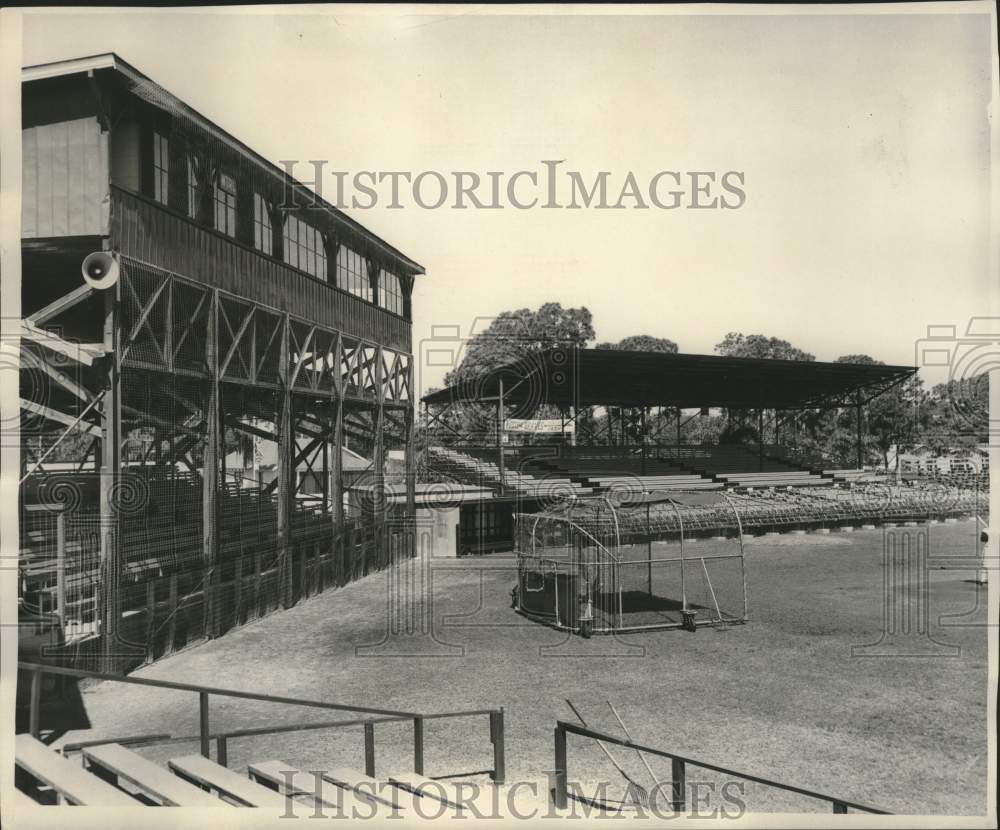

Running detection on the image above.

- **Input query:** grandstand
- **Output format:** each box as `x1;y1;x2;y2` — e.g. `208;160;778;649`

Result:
419;347;988;548
17;54;424;673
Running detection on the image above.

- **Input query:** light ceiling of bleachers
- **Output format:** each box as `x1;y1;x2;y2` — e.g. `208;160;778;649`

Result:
422;348;917;410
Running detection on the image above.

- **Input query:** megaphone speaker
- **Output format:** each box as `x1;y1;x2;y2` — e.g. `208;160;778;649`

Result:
82;251;120;290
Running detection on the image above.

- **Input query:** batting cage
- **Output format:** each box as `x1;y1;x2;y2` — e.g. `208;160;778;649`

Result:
513;492;749;636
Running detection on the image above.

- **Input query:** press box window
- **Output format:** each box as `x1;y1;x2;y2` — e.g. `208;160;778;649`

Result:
283;213;326;279
253;193;273;255
380;269;404;316
214;172;237;237
336;246;372;302
152;132;169;205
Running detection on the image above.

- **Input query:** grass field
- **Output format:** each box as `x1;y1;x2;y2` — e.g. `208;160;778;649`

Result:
42;519;990;815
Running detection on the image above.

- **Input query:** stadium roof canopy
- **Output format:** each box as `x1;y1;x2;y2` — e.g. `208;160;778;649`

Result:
421;348;917;411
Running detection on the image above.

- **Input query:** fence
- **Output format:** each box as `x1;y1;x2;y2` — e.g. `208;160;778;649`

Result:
19;661;505;785
552;720;888;814
20;481;415;674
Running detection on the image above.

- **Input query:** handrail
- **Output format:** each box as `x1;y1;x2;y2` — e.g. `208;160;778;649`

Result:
18;661;506;784
553;720;889;815
18;661;417;718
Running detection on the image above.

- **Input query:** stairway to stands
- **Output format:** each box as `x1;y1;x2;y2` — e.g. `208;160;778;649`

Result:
675;445;831;489
427;446;851;494
515;454;721;491
426;446;594;498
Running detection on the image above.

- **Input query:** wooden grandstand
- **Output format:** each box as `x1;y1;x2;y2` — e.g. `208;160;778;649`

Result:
18;53;424;673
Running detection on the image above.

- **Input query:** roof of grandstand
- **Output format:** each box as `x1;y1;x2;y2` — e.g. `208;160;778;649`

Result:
422;349;917;410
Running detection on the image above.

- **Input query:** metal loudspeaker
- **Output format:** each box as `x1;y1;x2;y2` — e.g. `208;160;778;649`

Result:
81;251;120;290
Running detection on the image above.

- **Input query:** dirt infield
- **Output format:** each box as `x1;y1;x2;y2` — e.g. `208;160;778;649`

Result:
40;520;990;815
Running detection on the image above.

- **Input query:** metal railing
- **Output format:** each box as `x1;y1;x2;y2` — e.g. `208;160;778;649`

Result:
18;661;505;784
553;720;888;814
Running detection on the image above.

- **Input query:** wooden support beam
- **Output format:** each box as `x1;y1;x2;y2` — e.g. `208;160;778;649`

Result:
121;275;170;364
20;398;101;437
332;397;344;528
277;314;293;608
99;287;121;668
226;418;274;442
405;392;416;522
202;290;220;638
21;347;95;404
218;305;256;377
122;404;200;436
21;319;103;366
28;284;94;327
374;347;386;520
321;429;330;515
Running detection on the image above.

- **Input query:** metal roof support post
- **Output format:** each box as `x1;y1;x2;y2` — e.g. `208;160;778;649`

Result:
640;407;647;475
758;409;764;473
855;392;865;470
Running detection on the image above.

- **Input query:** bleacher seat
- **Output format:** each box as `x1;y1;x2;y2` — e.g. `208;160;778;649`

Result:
15;734;137;806
168;754;291;808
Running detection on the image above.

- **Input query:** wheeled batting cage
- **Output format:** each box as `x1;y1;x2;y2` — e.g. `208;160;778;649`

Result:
513;492;749;636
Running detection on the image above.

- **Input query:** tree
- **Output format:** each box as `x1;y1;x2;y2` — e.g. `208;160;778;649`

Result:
714;332;815;362
443;302;595;388
833;354;924;470
922;373;988;451
594;334;679;353
711;333;815;449
431;303;594;444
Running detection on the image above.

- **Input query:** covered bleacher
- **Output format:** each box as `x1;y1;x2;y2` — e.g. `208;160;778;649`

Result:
422;348;917;496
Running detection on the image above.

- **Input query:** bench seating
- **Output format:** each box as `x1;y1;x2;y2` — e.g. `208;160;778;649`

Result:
387;771;496;814
168;754;290;809
323;765;406;808
83;743;222;806
11;786;43;807
14;734;136;806
248;760;389;816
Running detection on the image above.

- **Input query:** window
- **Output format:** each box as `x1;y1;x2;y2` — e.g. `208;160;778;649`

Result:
380;268;404;316
214;171;237;237
152;132;169;204
253;193;273;255
187;156;198;218
283;213;326;279
336;245;372;301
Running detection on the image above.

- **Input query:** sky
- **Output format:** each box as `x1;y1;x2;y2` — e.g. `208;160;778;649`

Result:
18;5;998;395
